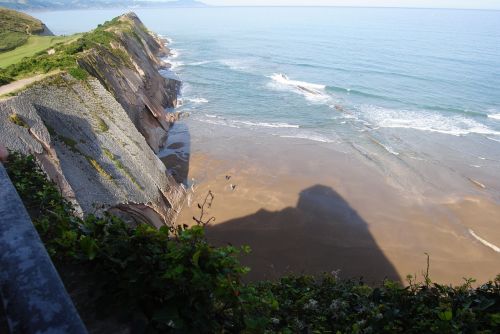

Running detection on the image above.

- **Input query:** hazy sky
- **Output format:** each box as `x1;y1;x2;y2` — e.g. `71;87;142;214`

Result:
199;0;500;10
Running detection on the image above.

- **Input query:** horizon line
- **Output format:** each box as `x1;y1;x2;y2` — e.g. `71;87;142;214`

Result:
205;5;499;10
19;4;500;12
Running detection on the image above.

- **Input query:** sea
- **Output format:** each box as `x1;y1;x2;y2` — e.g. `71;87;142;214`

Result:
33;7;500;199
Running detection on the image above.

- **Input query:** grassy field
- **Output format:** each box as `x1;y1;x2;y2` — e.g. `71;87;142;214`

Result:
0;7;45;51
0;34;81;68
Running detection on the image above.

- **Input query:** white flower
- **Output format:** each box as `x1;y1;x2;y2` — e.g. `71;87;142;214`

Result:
304;298;319;310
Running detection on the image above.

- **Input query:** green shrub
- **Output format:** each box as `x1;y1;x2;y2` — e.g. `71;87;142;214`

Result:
68;67;88;80
8;113;29;128
97;117;109;132
0;31;28;52
0;70;13;85
5;153;500;333
1;17;119;80
5;152;255;332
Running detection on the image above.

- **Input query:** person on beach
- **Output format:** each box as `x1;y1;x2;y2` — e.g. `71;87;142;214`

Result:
0;144;8;163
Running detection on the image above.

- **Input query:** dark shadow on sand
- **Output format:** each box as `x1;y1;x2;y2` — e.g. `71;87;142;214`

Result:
206;185;401;284
160;121;191;185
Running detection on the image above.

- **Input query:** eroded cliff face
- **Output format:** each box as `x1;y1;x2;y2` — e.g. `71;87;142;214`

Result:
78;13;180;153
1;74;184;227
0;13;185;227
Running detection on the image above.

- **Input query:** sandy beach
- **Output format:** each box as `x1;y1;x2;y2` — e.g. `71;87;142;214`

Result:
163;118;500;285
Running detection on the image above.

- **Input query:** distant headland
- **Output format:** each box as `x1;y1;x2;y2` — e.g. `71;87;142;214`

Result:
0;0;208;11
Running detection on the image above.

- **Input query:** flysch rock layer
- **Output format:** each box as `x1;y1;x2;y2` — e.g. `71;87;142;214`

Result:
0;74;185;227
77;12;181;153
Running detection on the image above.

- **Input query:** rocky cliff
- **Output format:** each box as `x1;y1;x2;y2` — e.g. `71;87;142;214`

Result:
78;12;181;153
0;13;185;227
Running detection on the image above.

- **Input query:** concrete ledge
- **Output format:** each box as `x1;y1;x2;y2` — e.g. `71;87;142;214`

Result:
0;164;87;333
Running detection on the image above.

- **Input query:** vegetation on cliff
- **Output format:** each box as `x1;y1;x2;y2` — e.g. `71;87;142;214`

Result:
0;14;142;84
0;7;45;52
5;152;500;333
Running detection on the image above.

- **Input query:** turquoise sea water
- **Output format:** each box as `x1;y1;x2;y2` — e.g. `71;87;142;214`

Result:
34;7;500;196
36;7;500;137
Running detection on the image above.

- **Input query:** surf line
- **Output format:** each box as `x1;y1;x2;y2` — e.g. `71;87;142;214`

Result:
468;229;500;253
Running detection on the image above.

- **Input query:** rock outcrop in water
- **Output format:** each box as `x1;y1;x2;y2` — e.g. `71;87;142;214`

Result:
0;13;185;227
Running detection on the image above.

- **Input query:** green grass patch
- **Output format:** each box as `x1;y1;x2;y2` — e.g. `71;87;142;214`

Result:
86;156;113;180
0;12;139;81
8;113;28;128
59;135;78;152
0;35;80;69
0;31;28;53
102;148;141;189
0;8;44;52
68;67;88;80
97;117;109;132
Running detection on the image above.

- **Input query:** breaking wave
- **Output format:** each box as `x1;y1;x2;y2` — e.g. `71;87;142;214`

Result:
469;229;500;253
186;97;209;104
360;105;500;136
267;73;331;104
189;60;212;66
279;134;335;143
198;115;299;129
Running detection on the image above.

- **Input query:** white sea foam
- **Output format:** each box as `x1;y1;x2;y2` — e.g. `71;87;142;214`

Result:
267;73;331;104
280;134;334;143
361;105;500;136
469;229;500;253
234;120;299;128
169;49;180;58
219;59;252;71
198;114;300;130
199;118;241;128
381;143;400;156
270;73;326;90
488;113;500;120
158;35;173;45
487;136;500;143
186;97;209;104
189;60;212;66
168;60;184;70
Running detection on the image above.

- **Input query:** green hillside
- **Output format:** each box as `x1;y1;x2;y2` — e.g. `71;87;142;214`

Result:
0;7;45;52
0;34;80;69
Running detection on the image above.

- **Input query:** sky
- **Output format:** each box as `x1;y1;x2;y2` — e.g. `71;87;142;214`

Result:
198;0;500;10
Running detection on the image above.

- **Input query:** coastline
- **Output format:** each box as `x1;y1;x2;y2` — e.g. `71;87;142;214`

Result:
169;118;500;284
151;8;500;284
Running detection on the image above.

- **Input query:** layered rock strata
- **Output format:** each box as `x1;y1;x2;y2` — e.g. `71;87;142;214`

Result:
0;13;185;226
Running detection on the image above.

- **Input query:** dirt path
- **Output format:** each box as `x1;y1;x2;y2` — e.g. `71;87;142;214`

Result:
0;72;57;98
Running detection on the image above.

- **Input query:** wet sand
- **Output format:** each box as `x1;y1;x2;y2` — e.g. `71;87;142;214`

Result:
167;119;500;285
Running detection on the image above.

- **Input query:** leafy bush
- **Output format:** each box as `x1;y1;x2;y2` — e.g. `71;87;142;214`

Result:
68;67;88;80
3;52;77;78
0;70;13;85
5;152;256;332
5;152;500;333
0;31;28;52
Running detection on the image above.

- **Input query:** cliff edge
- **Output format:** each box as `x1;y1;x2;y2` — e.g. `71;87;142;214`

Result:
0;13;185;227
78;13;181;153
